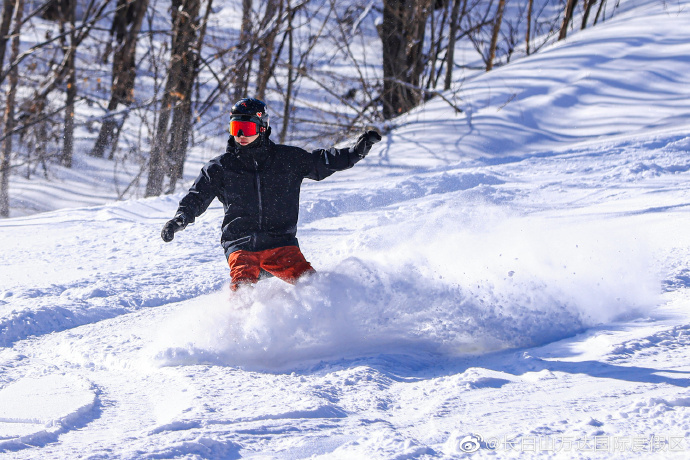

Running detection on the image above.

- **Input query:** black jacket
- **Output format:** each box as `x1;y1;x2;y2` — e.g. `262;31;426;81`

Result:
174;136;363;256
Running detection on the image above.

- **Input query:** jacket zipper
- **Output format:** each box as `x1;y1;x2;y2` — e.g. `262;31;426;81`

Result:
254;160;263;231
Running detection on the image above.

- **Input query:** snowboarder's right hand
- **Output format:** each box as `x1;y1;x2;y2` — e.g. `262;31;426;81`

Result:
161;216;186;242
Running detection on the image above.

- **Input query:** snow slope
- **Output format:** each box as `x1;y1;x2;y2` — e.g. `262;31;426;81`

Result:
2;0;690;457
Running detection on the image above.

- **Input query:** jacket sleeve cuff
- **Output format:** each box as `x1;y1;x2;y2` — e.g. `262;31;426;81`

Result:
174;212;189;228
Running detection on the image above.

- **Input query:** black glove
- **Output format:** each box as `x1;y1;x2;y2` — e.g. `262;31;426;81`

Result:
161;215;186;242
353;130;382;158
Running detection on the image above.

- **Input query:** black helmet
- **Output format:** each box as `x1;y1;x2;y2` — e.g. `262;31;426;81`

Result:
229;98;269;130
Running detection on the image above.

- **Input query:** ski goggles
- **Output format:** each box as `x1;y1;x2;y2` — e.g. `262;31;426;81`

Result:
229;119;260;137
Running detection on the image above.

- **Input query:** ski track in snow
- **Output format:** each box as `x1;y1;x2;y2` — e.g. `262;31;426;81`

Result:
2;0;690;457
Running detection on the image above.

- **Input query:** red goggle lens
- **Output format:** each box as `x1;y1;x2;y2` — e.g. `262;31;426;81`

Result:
229;120;259;137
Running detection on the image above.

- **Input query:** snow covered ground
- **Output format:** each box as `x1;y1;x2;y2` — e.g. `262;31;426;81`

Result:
2;0;690;457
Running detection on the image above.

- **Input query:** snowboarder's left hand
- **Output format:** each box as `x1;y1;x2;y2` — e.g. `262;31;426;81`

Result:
161;216;186;242
354;130;382;158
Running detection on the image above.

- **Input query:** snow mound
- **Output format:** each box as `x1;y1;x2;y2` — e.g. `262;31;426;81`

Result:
147;205;660;371
299;171;506;223
0;374;98;451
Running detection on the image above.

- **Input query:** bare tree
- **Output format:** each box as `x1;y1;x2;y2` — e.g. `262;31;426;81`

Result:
166;0;214;193
59;0;77;167
146;0;206;197
278;0;296;143
524;0;562;53
487;0;507;70
10;0;111;158
593;0;607;25
559;0;577;40
230;0;287;102
581;0;597;29
379;0;433;119
90;0;150;160
444;0;464;89
0;0;15;76
0;0;23;217
233;0;254;101
424;0;451;91
255;0;285;100
3;0;111;182
42;0;71;20
525;0;534;54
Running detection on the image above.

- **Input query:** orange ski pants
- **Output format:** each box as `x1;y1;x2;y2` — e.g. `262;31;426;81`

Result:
227;245;315;291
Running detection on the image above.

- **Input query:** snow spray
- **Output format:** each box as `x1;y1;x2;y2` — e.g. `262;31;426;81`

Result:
147;202;660;371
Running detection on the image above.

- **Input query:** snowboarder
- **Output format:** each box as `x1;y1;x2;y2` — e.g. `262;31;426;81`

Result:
161;97;381;290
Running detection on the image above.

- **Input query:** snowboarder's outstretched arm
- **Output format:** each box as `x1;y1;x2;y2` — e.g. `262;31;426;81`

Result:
307;130;381;181
161;162;219;242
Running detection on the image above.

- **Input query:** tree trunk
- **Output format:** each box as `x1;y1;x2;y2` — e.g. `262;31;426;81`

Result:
581;0;597;29
146;0;202;197
166;0;212;192
166;0;213;193
486;0;506;71
0;0;15;79
379;0;433;119
42;0;71;21
145;92;174;196
279;1;294;143
525;0;534;55
443;0;462;90
255;0;283;101
0;0;23;217
165;98;193;192
559;0;577;40
62;0;77;167
233;0;253;102
424;0;449;91
593;0;606;25
91;0;150;159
